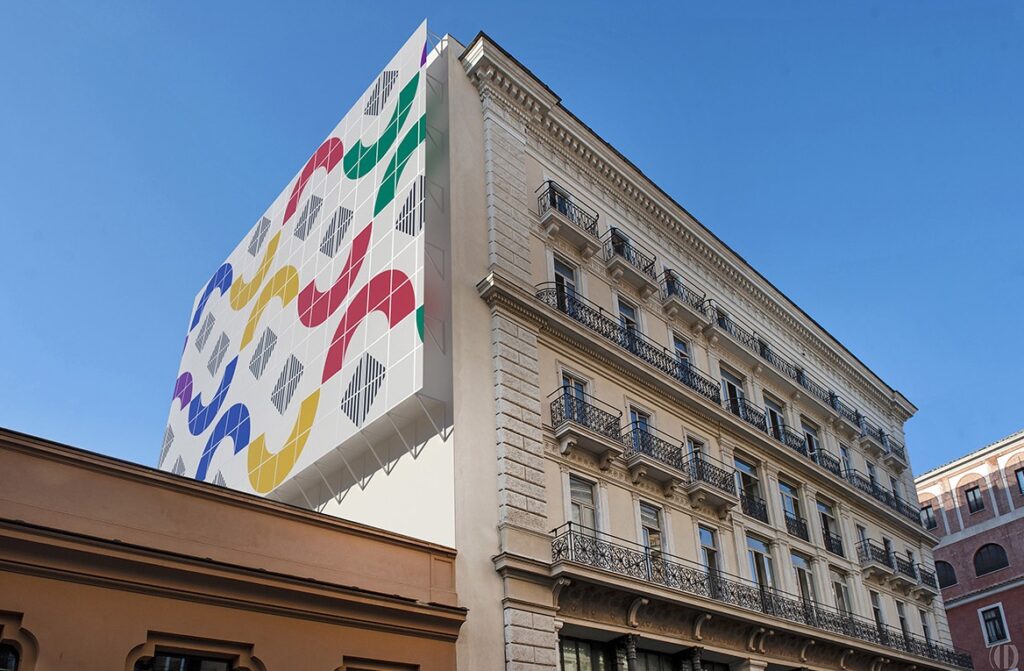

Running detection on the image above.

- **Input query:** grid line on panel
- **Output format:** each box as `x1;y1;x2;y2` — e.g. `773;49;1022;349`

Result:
270;355;304;414
364;69;398;116
195;313;216;351
395;175;424;236
159;425;174;467
171;456;186;476
249;328;278;379
207;333;231;376
319;206;353;258
293;195;324;241
248;217;272;256
340;353;386;427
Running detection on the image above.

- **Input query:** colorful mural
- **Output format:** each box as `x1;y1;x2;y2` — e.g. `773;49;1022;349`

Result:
160;23;430;498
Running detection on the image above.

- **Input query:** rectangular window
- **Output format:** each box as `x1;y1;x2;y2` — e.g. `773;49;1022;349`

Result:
673;334;690;368
560;638;611;671
569;475;597;533
965;486;985;513
867;462;878;487
890;476;901;500
981;605;1009;644
1016;468;1024;496
735;457;761;498
840;445;852;473
553;257;579;314
870;591;886;628
764;398;785;440
746;535;775;589
699;525;719;572
920;609;933;644
856;524;868;545
791;552;816;603
802;421;819;458
639;502;663;553
686;436;705;458
629;408;651;452
779;480;801;517
921;505;937;530
721;369;745;414
831;569;852;614
897;600;910;639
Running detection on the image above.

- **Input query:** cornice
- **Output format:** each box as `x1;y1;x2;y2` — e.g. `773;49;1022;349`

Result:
461;35;915;426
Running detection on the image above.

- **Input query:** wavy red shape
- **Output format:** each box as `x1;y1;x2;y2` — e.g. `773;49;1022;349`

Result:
282;137;344;226
296;223;373;328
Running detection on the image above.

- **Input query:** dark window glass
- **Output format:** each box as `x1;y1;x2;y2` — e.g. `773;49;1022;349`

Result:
134;654;230;671
921;505;938;530
982;606;1008;644
560;637;611;671
936;561;957;588
965;486;985;513
974;544;1009;576
1016;468;1024;496
0;644;18;671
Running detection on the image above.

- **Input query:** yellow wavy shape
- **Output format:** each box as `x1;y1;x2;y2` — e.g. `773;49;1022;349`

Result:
240;265;299;349
230;231;281;310
247;389;320;493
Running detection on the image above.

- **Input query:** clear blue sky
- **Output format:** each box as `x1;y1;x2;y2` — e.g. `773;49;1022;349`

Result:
1;2;1021;475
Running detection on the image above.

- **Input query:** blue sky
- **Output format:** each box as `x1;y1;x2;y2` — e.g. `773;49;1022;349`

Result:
1;2;1021;475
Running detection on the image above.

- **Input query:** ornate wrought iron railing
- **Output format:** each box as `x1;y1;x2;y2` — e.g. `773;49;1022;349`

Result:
604;228;658;280
823;529;845;557
785;512;810;541
723;396;768;433
831;394;861;425
740;492;770;524
536;181;599;238
894;555;919;581
551;524;972;669
816;450;843;478
885;434;908;463
860;416;888;445
779;425;809;456
661;269;709;315
857;539;894;569
535;284;720;404
548;388;622;442
623;424;687;472
918;565;938;589
682;452;737;498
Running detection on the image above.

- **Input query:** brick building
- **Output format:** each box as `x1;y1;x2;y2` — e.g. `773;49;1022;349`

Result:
916;429;1024;670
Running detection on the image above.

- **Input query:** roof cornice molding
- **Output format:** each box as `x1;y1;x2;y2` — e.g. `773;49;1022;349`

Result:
461;34;914;425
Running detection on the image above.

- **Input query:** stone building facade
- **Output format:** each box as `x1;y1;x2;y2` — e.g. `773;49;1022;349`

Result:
916;429;1024;671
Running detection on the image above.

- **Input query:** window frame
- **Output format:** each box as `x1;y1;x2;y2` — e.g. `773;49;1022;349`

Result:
568;473;599;534
1016;466;1024;496
935;560;958;588
978;603;1010;646
964;485;985;514
921;504;938;530
973;543;1009;577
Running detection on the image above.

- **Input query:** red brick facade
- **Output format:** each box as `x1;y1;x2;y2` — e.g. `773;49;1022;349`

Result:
917;430;1024;671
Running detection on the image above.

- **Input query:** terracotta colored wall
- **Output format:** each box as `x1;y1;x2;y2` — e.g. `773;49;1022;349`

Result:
947;584;1024;671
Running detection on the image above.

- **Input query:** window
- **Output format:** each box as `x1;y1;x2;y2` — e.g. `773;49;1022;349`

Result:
618;298;640;351
569;475;597;533
779;480;801;519
553;257;579;314
840;445;853;474
635;650;674;671
640;502;663;553
791;552;816;603
965;485;985;514
936;560;957;588
629;408;651;452
560;372;587;424
746;535;775;589
1016;467;1024;496
831;569;852;614
802;421;819;458
721;369;745;415
883;537;894;560
134;654;231;671
870;590;886;629
686;436;705;458
672;334;690;371
867;462;878;488
764;398;785;440
921;505;938;530
890;476;901;501
699;525;720;572
560;637;611;671
920;609;933;644
974;543;1009;576
980;605;1009;645
0;645;17;671
735;457;761;498
896;600;910;639
856;524;868;546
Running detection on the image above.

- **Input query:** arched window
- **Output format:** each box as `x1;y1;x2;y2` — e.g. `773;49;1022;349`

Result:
936;560;957;588
0;644;18;671
974;544;1009;576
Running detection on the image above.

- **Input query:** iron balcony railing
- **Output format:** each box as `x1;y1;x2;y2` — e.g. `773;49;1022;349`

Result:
682;451;738;498
894;555;919;581
857;539;895;570
815;450;843;478
604;228;658;281
723;396;768;433
918;565;938;589
823;529;845;557
549;387;622;442
884;434;908;463
552;524;973;669
623;424;687;472
536;284;721;404
534;284;925;530
831;394;861;425
740;492;770;524
536;181;599;238
661;269;709;315
784;511;810;542
860;415;888;446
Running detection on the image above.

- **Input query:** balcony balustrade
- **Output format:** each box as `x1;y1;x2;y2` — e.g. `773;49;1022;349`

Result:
823;529;845;557
533;284;925;530
536;181;601;258
891;554;920;590
914;564;940;600
548;388;624;467
551;524;972;669
535;284;721;405
622;423;688;481
857;539;895;582
680;451;738;514
604;228;659;298
859;416;888;456
740;492;770;524
784;511;810;542
660;269;710;327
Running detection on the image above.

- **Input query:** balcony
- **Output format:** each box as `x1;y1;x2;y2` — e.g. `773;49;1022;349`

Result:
844;469;922;526
831;395;862;437
815;450;843;478
660;269;710;327
890;554;920;591
784;511;810;542
769;422;809;458
823;529;845;557
548;388;624;469
859;417;888;456
679;452;738;517
535;284;721;406
551;524;973;670
857;539;895;581
622;424;687;489
723;396;768;434
740;492;770;524
883;435;908;472
914;565;939;601
603;228;659;299
536;181;601;259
